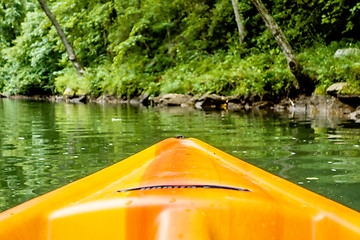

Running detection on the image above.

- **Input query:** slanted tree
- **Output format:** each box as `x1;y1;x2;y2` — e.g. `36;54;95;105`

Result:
231;0;246;44
250;0;315;95
37;0;84;76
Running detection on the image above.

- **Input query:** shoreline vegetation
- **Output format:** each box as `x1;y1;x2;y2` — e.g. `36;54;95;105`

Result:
1;1;360;119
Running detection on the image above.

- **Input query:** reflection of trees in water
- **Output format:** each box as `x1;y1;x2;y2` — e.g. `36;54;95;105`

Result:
0;100;59;211
1;99;360;212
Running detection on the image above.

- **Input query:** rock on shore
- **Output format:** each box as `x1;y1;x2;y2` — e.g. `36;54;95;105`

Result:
150;93;194;107
146;92;360;120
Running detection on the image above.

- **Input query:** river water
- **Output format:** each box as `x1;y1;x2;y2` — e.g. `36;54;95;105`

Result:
1;98;360;212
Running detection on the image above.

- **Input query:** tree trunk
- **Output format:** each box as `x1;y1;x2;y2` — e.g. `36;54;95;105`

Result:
231;0;246;44
37;0;85;76
251;0;315;95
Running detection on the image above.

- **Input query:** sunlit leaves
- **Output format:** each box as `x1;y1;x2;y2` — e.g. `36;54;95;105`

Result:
0;0;28;47
1;7;61;94
1;0;360;97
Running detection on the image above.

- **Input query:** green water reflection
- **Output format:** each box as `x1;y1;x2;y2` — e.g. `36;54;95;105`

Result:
1;98;360;212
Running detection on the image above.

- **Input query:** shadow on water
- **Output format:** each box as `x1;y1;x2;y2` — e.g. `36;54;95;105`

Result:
1;98;360;212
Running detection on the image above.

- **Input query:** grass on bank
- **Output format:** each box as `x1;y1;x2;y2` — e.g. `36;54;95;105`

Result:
42;41;360;100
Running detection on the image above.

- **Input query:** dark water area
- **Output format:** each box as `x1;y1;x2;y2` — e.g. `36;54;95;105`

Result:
1;98;360;212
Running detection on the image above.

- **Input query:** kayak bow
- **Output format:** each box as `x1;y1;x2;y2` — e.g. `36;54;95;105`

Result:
1;137;360;239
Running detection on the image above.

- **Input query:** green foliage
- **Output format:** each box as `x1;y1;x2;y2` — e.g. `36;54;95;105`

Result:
54;63;158;99
0;0;29;48
0;0;30;91
1;0;360;99
54;68;90;95
159;48;294;97
344;62;360;94
298;41;360;94
1;8;62;95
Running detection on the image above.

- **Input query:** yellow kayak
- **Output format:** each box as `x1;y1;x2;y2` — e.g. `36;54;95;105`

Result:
1;137;360;239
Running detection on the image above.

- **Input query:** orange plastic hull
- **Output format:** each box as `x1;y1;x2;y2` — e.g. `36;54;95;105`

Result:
1;138;360;239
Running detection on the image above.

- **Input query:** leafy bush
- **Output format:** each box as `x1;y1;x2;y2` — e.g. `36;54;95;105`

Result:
298;41;360;94
1;0;360;100
54;68;90;95
159;48;293;98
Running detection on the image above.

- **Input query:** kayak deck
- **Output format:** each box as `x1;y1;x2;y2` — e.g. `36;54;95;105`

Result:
1;138;360;239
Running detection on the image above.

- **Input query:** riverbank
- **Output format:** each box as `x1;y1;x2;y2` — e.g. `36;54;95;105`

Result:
3;91;360;122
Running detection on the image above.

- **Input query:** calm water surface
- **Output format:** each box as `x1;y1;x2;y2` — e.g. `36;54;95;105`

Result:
1;98;360;212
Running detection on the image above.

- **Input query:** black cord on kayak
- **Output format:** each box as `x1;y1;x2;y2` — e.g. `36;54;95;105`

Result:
116;184;251;193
